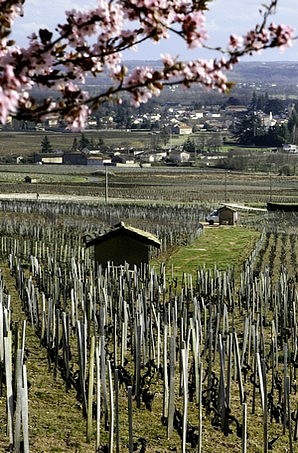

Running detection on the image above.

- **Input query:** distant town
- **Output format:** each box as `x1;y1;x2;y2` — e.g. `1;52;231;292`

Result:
1;61;298;174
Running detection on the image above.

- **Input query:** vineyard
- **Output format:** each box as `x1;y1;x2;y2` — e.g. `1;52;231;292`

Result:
0;188;297;452
0;165;297;205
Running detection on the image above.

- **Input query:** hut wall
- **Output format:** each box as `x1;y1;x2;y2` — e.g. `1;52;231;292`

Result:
94;234;149;267
219;207;237;225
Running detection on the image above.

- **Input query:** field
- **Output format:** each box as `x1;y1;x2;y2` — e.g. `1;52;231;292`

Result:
0;164;297;206
0;130;186;158
0;162;297;453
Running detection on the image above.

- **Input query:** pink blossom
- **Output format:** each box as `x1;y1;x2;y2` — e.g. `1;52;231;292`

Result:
0;0;295;126
66;104;90;131
182;11;207;48
0;89;18;123
161;53;176;67
127;67;154;86
269;23;295;48
229;34;244;50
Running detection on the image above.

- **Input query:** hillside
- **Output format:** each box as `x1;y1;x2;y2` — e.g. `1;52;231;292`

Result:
0;201;297;452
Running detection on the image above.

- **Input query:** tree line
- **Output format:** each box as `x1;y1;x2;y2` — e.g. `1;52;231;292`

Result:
233;94;298;147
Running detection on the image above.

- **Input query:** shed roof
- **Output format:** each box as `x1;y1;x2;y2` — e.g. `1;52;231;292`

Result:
85;221;161;249
218;205;237;212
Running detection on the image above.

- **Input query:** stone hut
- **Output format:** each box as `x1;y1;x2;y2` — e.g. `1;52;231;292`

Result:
85;221;160;268
218;206;238;225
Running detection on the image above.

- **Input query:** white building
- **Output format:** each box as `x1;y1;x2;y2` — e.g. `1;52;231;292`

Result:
282;144;297;153
172;123;192;135
170;151;190;163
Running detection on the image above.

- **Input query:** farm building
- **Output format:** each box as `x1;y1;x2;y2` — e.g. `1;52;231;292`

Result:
85;221;161;268
34;153;63;164
218;206;238;225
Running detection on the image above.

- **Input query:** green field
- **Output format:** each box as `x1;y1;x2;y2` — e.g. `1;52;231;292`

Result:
162;226;260;281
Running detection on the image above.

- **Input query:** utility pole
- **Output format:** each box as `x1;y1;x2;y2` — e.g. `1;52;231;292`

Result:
105;165;108;203
224;170;228;203
269;166;272;201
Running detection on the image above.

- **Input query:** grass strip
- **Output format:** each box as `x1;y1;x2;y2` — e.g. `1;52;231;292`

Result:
162;225;260;281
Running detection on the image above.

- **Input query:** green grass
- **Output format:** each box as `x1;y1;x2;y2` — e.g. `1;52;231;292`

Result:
161;225;260;281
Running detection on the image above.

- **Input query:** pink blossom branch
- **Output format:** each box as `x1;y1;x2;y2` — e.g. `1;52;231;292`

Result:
0;0;295;129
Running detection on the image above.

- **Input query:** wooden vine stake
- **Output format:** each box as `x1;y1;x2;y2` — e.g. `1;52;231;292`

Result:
4;334;13;448
14;349;22;453
198;361;203;453
77;320;87;417
190;318;200;405
87;335;95;442
135;324;141;408
95;343;101;451
22;364;29;453
233;332;245;404
167;335;175;439
163;324;169;420
115;369;120;453
286;375;293;453
242;403;247;453
128;386;133;453
283;342;288;435
256;353;268;453
108;360;114;453
181;343;188;453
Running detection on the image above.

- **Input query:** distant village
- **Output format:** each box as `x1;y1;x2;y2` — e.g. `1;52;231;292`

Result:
13;99;293;169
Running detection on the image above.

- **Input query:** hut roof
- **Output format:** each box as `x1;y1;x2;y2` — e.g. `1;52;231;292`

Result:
85;221;161;249
218;205;237;212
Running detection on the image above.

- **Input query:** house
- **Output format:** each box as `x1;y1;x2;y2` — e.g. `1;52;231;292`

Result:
225;105;248;113
170;150;190;164
111;155;138;167
86;156;105;166
146;152;167;163
45;116;60;128
218;206;238;225
85;221;160;268
172;123;193;135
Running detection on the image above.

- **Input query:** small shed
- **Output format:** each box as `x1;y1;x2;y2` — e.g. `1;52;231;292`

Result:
218;206;238;225
24;176;37;184
85;221;160;268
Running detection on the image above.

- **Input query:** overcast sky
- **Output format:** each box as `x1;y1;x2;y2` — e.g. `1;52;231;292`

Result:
13;0;297;61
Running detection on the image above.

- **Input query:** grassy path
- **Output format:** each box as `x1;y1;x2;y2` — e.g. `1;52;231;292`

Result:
162;225;260;282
